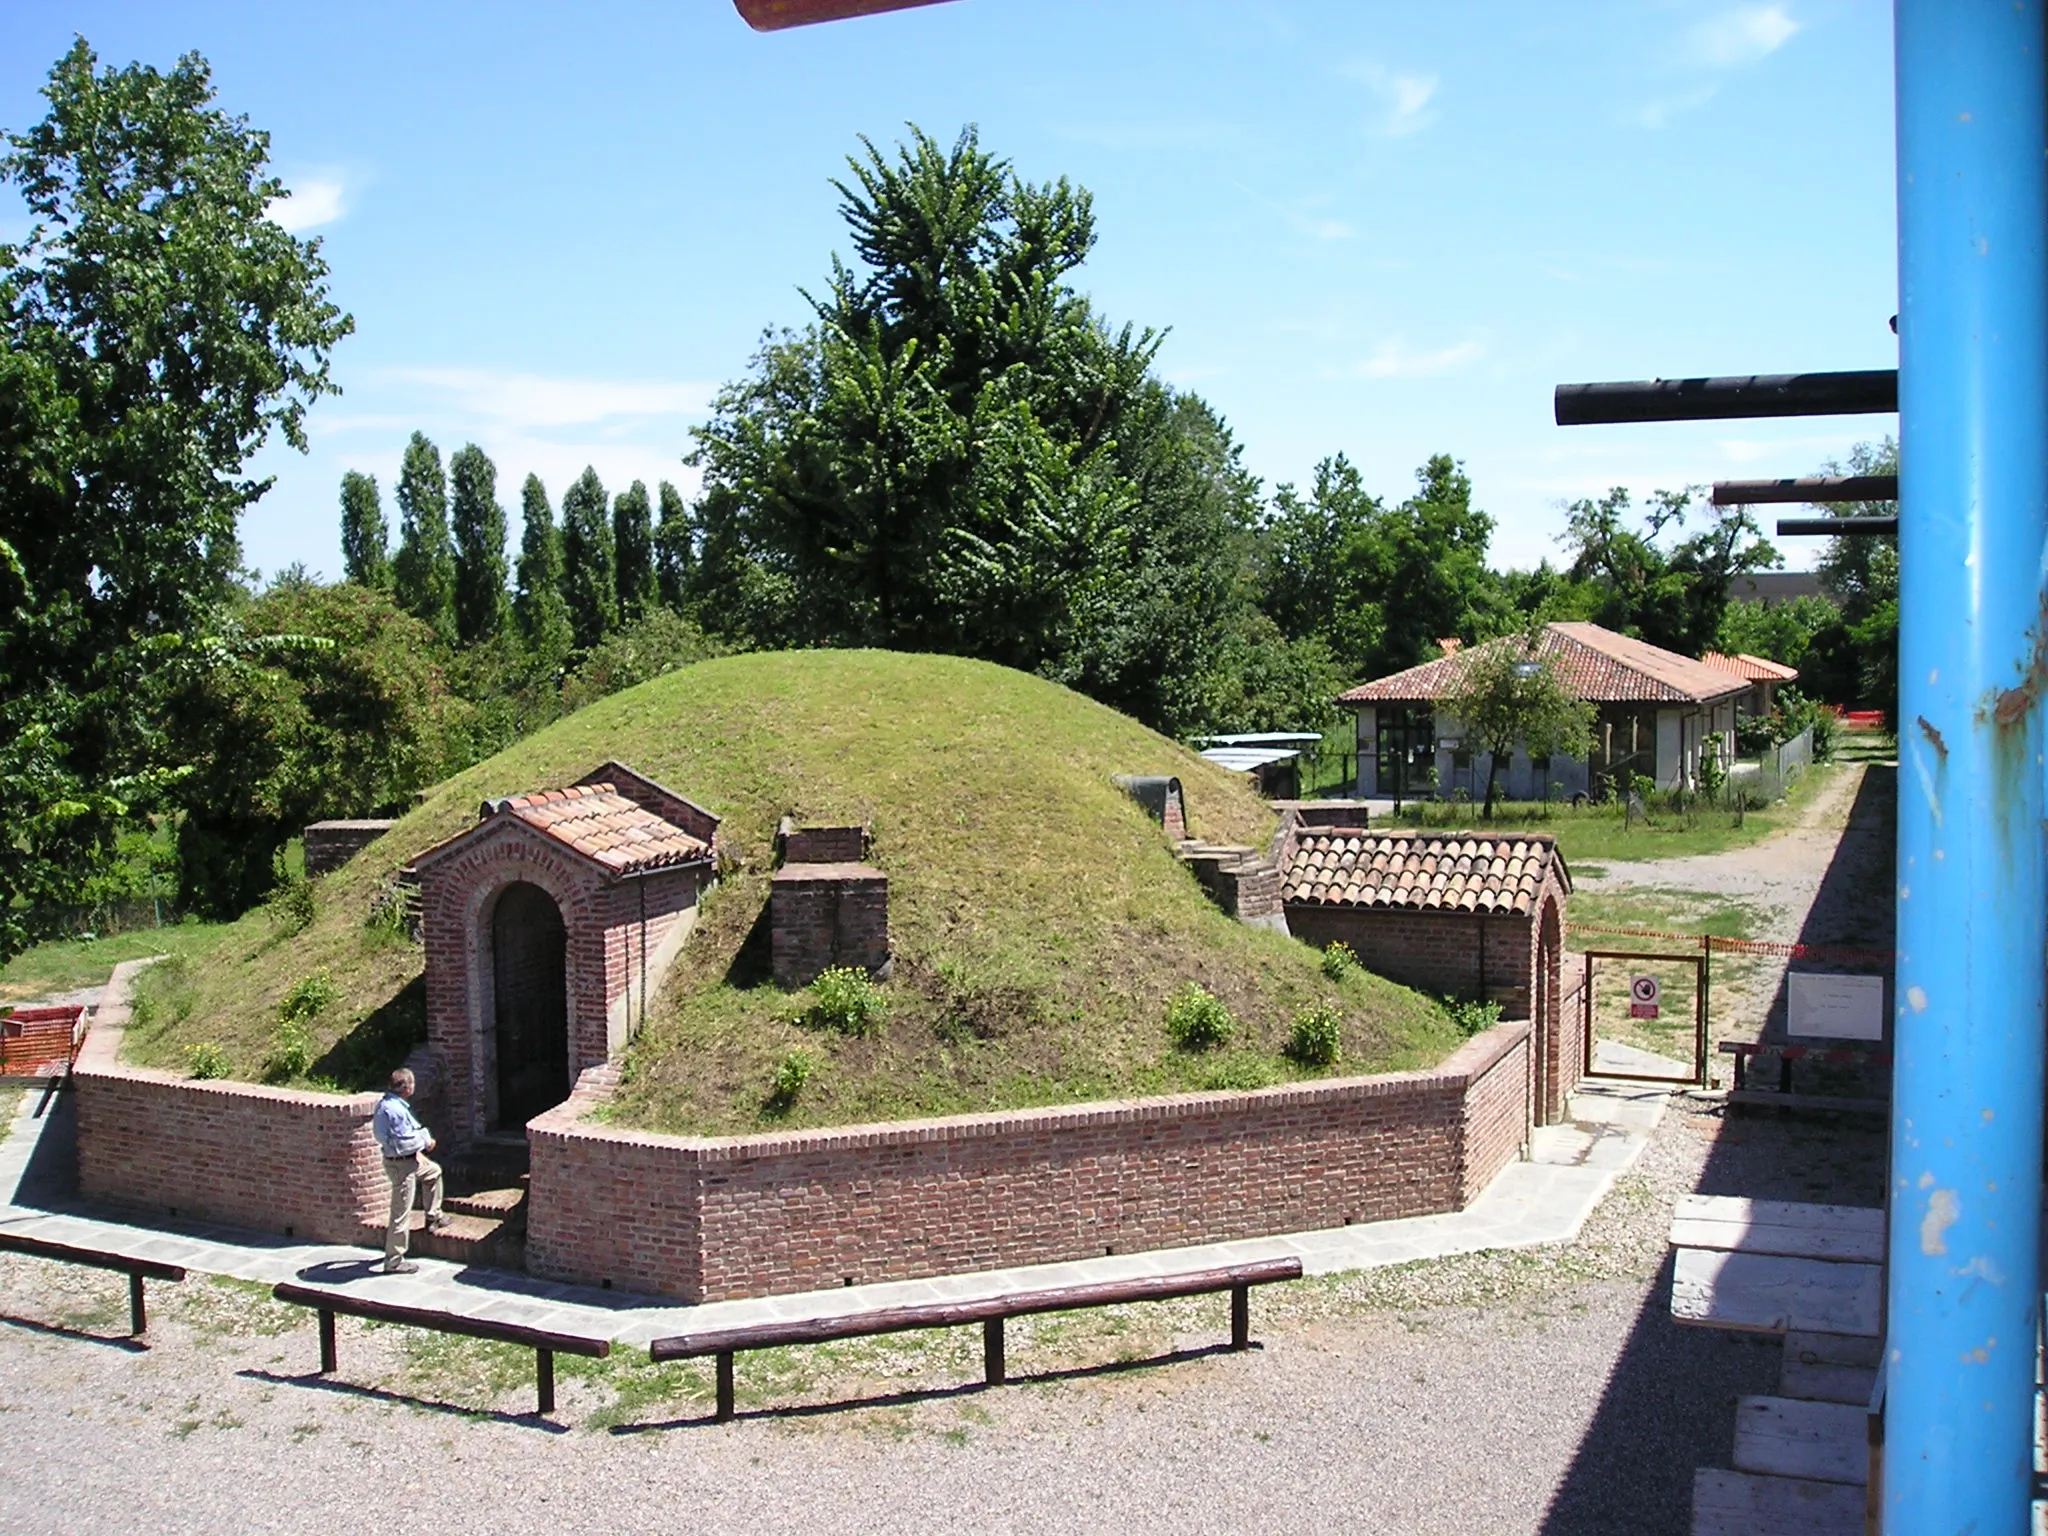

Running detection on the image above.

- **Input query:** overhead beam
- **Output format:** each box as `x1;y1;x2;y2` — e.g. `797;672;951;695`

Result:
1712;474;1898;506
1775;516;1897;539
734;0;956;29
1553;370;1897;426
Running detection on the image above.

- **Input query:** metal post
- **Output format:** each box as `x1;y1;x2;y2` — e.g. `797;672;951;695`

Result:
127;1272;146;1337
1229;1284;1249;1351
1887;4;2048;1528
982;1317;1005;1385
535;1348;555;1416
318;1309;337;1374
715;1351;736;1422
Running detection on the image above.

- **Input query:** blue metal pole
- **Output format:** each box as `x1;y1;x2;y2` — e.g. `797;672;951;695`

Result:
1889;2;2048;1528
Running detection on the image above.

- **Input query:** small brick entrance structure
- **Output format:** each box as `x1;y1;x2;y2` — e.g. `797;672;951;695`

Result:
770;822;890;987
1282;828;1581;1123
410;763;719;1140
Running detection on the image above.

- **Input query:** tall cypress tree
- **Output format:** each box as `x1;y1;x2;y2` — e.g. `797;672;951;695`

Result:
558;465;617;650
654;479;693;610
391;431;455;644
449;443;509;645
339;471;390;589
613;479;657;620
514;474;573;667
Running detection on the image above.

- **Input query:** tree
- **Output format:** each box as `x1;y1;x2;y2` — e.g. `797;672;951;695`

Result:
0;40;351;953
559;466;616;650
339;471;390;589
1442;635;1594;820
1561;487;1777;656
449;443;508;645
654;480;693;610
612;479;657;620
513;475;573;670
391;431;455;644
1716;595;1838;668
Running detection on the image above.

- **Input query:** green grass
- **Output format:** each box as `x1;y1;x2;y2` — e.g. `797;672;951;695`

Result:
124;650;1463;1129
1381;760;1838;865
0;921;231;1006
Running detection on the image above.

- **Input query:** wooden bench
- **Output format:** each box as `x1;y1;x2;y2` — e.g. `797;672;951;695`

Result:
649;1257;1303;1422
1668;1197;1885;1338
0;1228;185;1340
271;1282;610;1416
1718;1041;1888;1111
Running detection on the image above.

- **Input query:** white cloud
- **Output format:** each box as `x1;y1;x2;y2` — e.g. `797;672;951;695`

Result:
1636;83;1723;130
1351;337;1485;379
267;176;346;233
1686;5;1799;69
389;368;716;430
1341;61;1441;139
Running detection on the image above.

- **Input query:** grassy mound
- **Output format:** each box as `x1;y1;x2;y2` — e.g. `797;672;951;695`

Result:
124;650;1462;1131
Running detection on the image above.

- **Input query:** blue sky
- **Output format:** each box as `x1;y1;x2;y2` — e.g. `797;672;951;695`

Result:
1;1;1897;580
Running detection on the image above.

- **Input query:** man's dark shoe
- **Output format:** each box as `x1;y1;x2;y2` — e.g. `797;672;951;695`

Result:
383;1259;420;1275
425;1215;452;1232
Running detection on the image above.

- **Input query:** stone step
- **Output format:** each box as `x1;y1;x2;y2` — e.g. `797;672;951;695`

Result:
446;1185;527;1222
359;1211;524;1271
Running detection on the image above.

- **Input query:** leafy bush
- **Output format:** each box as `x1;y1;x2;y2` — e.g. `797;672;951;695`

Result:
187;1042;231;1080
1319;942;1358;982
767;1049;815;1111
264;1019;316;1083
1164;983;1235;1051
1286;1003;1343;1067
363;885;414;946
278;970;338;1025
267;869;315;935
1443;996;1503;1037
1201;1052;1281;1091
802;967;886;1037
1698;733;1726;798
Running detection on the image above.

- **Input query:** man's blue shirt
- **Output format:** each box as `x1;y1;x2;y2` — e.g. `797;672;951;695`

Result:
372;1093;431;1158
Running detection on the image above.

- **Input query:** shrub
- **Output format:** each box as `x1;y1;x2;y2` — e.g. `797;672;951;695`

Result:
1164;983;1235;1051
364;886;414;946
803;967;885;1037
264;1019;316;1083
279;970;339;1025
267;870;315;935
1201;1052;1281;1091
1286;1003;1343;1067
767;1049;815;1111
187;1042;231;1080
1319;942;1358;982
1444;996;1503;1037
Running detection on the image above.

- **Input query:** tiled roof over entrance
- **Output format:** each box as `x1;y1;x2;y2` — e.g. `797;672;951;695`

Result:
1337;621;1748;707
484;783;712;875
1282;829;1567;914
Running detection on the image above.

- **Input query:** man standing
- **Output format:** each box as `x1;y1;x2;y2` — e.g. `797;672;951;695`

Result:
371;1067;448;1274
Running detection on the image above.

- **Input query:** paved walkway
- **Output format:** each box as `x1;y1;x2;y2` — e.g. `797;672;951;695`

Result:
0;1046;1668;1352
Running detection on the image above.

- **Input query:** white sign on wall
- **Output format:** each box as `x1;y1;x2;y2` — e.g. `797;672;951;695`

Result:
1629;975;1661;1019
1787;973;1886;1042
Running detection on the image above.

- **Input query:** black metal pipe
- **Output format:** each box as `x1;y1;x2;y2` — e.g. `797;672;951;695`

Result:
1712;474;1898;506
1554;369;1897;425
1776;516;1899;537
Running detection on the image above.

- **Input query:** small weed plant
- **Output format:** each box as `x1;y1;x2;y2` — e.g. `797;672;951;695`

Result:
1286;1003;1343;1067
1319;942;1358;982
803;967;885;1037
1164;983;1235;1052
187;1042;231;1080
278;971;338;1025
1444;996;1504;1037
766;1049;815;1112
267;866;315;936
363;886;413;946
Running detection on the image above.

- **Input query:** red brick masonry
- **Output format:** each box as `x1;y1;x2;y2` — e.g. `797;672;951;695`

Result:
525;1019;1534;1303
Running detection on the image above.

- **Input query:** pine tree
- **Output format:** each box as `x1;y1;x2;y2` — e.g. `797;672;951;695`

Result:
613;479;657;620
654;479;694;609
559;466;617;650
514;474;573;667
391;431;455;644
339;471;390;589
449;443;509;645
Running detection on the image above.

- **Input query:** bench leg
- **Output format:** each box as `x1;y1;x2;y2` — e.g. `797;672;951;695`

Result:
983;1317;1005;1386
536;1348;555;1416
318;1309;337;1374
1230;1284;1250;1351
715;1351;735;1422
1779;1054;1794;1094
128;1272;147;1338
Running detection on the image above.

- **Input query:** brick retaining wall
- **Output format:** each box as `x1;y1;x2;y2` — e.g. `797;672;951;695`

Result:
524;1019;1534;1303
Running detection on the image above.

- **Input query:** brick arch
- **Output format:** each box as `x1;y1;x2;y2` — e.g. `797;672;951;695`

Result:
1536;893;1567;1124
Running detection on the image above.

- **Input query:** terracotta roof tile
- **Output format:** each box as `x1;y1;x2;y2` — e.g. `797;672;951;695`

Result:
1282;829;1567;914
489;782;712;875
1700;650;1800;683
1337;621;1749;707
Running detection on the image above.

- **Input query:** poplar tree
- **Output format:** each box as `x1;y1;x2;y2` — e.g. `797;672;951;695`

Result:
339;471;390;589
654;479;693;609
558;466;617;650
613;479;657;620
449;443;509;645
513;474;573;667
391;431;455;644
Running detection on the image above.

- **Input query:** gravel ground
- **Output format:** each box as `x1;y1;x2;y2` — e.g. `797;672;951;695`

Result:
0;768;1891;1535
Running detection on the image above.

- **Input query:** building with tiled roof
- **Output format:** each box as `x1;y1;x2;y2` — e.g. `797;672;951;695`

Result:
1700;650;1800;719
1282;829;1569;915
408;764;720;1140
1336;622;1748;801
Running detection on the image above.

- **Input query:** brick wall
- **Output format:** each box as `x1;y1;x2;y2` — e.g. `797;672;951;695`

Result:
770;863;889;987
783;825;866;864
524;1019;1533;1302
302;820;396;878
1286;904;1533;1003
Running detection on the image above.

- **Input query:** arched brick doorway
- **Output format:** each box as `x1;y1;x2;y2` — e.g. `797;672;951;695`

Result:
491;882;569;1129
1537;897;1564;1123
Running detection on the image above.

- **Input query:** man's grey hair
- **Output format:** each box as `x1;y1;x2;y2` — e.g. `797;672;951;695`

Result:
389;1068;415;1094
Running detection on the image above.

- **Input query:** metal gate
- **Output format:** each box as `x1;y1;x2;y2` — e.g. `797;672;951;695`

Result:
1578;946;1709;1088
